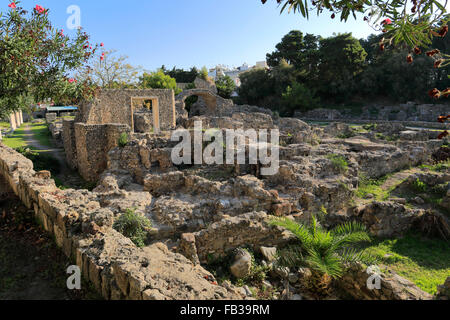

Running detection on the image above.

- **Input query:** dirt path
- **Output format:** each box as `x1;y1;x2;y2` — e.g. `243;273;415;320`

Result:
0;196;101;300
380;168;421;191
22;124;87;189
22;124;69;174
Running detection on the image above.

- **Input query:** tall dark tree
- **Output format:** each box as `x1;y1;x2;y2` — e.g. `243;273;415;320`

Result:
317;33;367;100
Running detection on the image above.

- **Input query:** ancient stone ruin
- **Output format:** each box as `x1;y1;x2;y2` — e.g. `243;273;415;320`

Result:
1;82;449;301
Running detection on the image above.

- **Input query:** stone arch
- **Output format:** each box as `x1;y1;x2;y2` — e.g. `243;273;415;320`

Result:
175;89;220;118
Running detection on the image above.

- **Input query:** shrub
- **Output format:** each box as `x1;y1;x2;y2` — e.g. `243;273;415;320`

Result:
270;216;376;281
199;66;209;80
118;133;128;148
113;209;152;247
281;82;320;117
215;75;236;99
327;154;348;173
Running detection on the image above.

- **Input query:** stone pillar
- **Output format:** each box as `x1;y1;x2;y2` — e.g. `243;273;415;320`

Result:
16;111;22;126
9;113;17;131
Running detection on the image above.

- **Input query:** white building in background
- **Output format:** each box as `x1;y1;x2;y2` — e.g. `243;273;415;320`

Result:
208;61;268;87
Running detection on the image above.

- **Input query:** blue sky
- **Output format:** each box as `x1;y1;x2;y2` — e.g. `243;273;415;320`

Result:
6;0;378;70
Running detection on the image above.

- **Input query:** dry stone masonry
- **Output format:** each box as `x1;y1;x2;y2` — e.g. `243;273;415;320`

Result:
3;82;448;300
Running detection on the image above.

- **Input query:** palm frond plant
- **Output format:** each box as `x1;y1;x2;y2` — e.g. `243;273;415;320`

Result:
270;215;377;296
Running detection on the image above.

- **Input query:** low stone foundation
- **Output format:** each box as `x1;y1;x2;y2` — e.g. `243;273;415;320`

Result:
0;143;243;300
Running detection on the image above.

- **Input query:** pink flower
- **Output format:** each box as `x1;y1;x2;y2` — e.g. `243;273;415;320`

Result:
35;5;45;14
100;42;104;47
8;2;16;9
68;78;75;83
381;18;392;25
100;56;104;61
61;43;65;47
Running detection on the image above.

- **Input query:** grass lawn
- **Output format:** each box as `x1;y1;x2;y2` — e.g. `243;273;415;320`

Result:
363;234;450;295
2;123;52;149
0;122;10;129
2;125;29;149
31;123;53;148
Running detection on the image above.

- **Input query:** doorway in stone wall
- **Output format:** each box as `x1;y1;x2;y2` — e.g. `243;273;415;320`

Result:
131;97;160;133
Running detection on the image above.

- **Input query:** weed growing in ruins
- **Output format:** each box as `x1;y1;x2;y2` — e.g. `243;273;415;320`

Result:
326;154;348;173
240;248;271;285
356;174;393;201
113;209;151;247
363;123;377;131
271;216;376;281
412;178;428;193
419;160;450;172
118;133;128;148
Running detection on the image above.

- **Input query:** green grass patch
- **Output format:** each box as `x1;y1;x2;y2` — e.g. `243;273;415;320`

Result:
356;174;394;201
31;124;52;148
2;125;28;149
0;122;10;129
2;123;52;149
362;234;450;295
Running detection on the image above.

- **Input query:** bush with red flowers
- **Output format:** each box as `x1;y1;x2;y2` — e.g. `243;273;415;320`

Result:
0;1;100;116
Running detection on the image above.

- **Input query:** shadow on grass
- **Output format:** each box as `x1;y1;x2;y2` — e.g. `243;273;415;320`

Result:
364;233;450;271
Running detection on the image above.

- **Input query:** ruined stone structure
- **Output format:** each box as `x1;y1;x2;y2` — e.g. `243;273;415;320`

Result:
63;89;176;182
8;110;23;131
175;89;234;121
0;144;243;300
76;89;176;132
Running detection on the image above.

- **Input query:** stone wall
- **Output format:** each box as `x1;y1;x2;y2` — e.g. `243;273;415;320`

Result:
335;264;432;300
297;103;450;123
74;123;131;182
0;143;243;300
62;119;78;170
76;89;176;131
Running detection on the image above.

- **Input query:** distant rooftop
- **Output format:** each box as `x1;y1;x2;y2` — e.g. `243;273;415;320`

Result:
46;106;78;112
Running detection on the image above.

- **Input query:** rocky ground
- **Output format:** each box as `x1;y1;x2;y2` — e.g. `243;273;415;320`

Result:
4;101;449;300
84;105;450;300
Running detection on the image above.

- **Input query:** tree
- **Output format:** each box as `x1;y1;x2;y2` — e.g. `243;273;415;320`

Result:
215;75;236;99
317;33;367;100
139;69;181;94
199;66;210;80
77;50;142;89
281;82;320;116
0;1;98;114
267;30;305;68
164;66;199;83
262;1;449;48
267;30;321;78
237;68;275;107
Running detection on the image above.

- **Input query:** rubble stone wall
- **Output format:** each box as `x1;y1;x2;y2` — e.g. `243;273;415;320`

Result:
76;89;176;131
74;123;131;182
0;143;242;300
297;103;450;125
62;119;78;170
